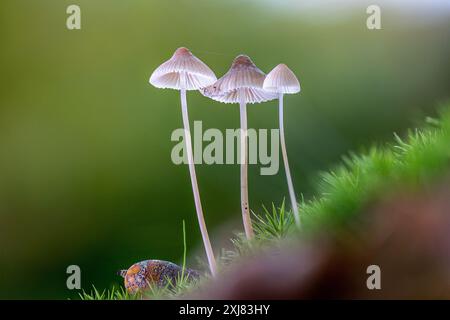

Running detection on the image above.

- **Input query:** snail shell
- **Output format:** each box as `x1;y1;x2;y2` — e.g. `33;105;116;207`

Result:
118;259;199;294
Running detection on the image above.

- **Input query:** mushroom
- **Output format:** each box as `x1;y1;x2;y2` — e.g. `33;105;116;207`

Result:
202;55;277;239
149;47;218;276
263;64;301;227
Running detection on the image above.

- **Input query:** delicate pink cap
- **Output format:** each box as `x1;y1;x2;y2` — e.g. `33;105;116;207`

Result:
201;55;277;104
149;47;217;91
263;64;301;94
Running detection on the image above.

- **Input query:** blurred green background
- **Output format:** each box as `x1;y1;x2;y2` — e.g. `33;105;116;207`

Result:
0;0;449;298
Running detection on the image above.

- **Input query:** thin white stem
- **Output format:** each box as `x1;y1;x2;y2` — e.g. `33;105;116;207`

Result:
279;93;300;227
180;74;217;276
239;89;254;239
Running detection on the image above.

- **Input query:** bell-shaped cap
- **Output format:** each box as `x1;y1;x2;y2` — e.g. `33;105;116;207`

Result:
263;64;300;94
201;55;277;104
149;47;217;91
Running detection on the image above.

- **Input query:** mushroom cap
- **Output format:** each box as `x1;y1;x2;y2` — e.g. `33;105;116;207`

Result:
263;64;301;94
201;55;277;104
149;47;217;91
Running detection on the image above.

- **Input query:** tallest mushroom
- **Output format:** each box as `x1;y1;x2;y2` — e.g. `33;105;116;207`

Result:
202;55;277;239
149;47;217;276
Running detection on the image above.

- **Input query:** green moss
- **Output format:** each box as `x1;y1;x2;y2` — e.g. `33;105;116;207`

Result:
300;105;450;230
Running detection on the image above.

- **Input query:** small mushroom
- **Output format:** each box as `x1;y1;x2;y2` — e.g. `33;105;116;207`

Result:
202;55;277;239
263;64;301;227
118;259;200;294
149;47;218;276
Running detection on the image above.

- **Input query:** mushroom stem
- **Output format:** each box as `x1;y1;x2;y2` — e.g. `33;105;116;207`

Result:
278;93;300;227
180;77;217;277
239;89;254;239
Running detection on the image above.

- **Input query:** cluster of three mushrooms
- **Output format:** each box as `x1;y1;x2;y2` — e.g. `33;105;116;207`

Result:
149;48;301;277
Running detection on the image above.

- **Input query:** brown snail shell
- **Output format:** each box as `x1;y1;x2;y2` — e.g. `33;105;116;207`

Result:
118;259;200;294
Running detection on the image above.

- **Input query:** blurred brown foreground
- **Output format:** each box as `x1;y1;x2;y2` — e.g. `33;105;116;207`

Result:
191;181;450;299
